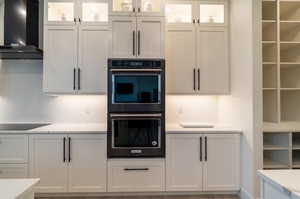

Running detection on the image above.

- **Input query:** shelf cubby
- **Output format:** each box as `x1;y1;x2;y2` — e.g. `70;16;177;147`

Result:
263;43;277;62
263;90;279;123
263;150;290;169
280;65;300;88
292;150;300;168
292;132;300;149
263;1;277;21
264;64;277;88
264;133;290;150
281;90;300;122
281;21;300;42
280;43;300;63
280;2;300;21
263;21;277;41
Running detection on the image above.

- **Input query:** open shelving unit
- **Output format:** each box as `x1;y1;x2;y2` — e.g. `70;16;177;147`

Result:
262;0;300;169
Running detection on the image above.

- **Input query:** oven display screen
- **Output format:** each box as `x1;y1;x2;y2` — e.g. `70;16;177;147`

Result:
113;119;160;148
113;75;160;103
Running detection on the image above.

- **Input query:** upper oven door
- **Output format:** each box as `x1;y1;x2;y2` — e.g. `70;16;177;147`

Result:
108;69;165;113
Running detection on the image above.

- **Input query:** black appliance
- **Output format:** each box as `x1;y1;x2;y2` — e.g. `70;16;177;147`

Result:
0;0;43;59
108;59;165;113
107;59;165;158
107;113;165;158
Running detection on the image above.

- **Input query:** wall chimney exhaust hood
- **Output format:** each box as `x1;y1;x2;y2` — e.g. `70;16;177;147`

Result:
0;0;43;59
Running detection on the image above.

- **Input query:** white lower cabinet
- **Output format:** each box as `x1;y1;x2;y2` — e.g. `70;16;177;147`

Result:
0;135;28;164
29;134;107;193
108;159;165;192
0;164;28;178
166;133;240;192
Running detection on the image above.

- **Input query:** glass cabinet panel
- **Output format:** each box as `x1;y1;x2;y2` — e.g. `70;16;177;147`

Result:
141;0;162;13
199;4;225;23
82;2;108;22
48;2;74;22
113;0;133;12
166;3;192;23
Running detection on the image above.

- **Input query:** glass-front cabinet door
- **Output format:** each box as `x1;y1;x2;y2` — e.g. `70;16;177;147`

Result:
110;0;164;16
198;0;227;26
79;0;109;25
45;0;77;25
165;1;195;26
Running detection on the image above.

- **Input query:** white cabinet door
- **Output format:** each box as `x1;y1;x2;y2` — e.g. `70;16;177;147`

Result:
203;134;240;191
137;17;164;58
136;0;165;17
68;134;107;192
110;16;137;58
166;134;203;191
108;159;165;192
79;0;109;26
29;135;68;193
109;0;137;16
44;26;78;94
45;0;78;26
0;164;28;178
166;26;197;94
78;26;109;94
197;27;229;94
0;135;28;164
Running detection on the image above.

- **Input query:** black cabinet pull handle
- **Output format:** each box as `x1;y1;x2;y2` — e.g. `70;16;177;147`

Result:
78;68;81;90
193;19;196;24
198;69;200;90
68;137;71;162
73;68;76;90
133;7;136;12
79;18;81;23
124;168;149;171
138;30;141;56
205;136;207;161
74;18;77;23
193;68;196;91
200;137;202;162
133;30;136;56
63;137;66;162
197;19;200;24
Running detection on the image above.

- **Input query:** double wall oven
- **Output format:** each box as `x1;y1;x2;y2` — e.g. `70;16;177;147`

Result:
107;59;165;158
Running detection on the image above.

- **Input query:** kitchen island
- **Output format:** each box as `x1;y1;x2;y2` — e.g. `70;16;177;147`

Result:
258;170;300;199
0;179;39;199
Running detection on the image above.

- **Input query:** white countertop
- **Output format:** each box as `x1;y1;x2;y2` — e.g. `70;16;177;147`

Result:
0;123;241;134
258;170;300;198
166;123;242;134
0;178;39;199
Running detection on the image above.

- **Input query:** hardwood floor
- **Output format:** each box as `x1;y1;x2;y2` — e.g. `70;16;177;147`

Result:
36;195;240;199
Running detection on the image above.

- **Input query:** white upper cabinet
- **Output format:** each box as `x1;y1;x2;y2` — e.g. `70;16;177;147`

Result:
45;0;109;26
110;16;137;58
137;17;165;58
78;26;109;94
45;0;77;25
110;0;165;16
165;0;229;94
44;0;109;94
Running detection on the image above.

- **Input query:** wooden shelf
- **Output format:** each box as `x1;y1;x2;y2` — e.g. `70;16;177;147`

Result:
280;88;300;90
264;146;289;150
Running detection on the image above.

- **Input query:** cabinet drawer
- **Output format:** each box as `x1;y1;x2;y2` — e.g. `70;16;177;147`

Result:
108;159;165;192
0;135;28;163
0;164;28;178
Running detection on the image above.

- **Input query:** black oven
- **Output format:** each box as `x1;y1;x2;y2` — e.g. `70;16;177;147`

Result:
108;59;165;113
107;113;165;158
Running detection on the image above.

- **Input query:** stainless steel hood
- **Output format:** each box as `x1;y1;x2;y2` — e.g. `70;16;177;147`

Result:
0;0;43;59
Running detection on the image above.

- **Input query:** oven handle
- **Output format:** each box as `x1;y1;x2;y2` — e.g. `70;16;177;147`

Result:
110;69;162;72
110;114;162;118
124;168;149;171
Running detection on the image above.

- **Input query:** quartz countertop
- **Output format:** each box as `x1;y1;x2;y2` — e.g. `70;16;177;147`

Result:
166;123;242;134
0;178;39;199
258;170;300;198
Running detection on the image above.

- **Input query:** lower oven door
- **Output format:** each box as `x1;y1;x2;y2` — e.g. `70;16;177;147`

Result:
107;113;165;158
